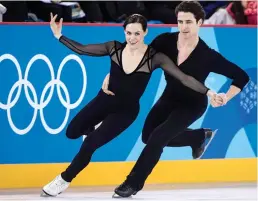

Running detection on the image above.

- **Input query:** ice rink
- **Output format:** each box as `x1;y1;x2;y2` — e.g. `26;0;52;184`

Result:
0;182;256;201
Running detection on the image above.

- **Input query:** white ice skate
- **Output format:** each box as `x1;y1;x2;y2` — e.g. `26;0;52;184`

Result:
41;175;70;197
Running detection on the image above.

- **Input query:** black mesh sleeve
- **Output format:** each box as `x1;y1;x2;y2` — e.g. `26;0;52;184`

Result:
152;52;209;94
59;35;114;56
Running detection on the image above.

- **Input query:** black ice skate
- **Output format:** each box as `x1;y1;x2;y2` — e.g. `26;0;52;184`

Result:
113;182;138;198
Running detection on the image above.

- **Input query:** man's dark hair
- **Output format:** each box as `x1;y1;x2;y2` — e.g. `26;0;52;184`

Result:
175;1;206;23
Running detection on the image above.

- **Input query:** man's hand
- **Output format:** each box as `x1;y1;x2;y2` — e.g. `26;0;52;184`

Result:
102;73;115;96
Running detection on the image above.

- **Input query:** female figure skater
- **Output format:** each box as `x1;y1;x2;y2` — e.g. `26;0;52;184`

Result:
41;12;216;197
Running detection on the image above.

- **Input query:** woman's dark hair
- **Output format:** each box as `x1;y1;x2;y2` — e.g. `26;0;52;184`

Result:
232;2;248;24
175;1;206;23
123;14;147;31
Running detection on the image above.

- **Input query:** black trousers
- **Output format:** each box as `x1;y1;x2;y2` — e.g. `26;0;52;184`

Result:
142;98;205;149
126;97;207;189
61;91;139;182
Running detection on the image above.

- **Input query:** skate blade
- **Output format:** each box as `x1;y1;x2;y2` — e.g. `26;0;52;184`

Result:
40;190;55;197
197;129;218;159
40;191;51;197
112;193;132;199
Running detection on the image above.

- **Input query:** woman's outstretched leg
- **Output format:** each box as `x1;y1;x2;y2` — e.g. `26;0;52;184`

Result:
42;104;139;196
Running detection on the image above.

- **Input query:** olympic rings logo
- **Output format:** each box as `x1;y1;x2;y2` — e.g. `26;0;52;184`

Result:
0;54;87;135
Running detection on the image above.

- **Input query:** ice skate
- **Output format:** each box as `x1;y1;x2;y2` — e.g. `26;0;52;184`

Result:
40;175;70;197
112;182;138;198
193;129;218;159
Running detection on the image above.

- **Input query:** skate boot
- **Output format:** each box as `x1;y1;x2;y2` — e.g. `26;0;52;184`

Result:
113;182;138;198
192;129;218;159
41;174;70;197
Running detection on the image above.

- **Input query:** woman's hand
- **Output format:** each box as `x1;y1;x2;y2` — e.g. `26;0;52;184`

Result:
50;12;63;40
